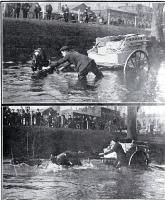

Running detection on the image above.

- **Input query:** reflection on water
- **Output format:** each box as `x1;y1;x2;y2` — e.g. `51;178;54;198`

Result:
3;160;165;200
2;61;165;102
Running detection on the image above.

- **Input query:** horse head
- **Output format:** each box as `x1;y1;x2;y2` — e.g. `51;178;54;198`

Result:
31;48;49;71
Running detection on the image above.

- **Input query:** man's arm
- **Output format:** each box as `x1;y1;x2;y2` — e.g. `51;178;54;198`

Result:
50;56;69;70
99;143;116;156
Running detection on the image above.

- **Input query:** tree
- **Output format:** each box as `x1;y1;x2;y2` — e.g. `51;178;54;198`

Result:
151;3;165;42
127;106;137;140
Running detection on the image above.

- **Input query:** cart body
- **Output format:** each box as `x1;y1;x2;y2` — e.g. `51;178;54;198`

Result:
88;34;148;70
100;140;150;166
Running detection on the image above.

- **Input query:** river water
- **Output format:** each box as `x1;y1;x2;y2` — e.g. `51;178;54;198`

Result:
3;159;165;200
3;60;165;103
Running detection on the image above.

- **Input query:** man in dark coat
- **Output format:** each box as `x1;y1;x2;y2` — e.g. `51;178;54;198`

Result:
14;3;21;18
50;151;82;167
36;109;41;125
51;46;103;81
63;4;69;22
99;137;127;167
34;3;41;19
46;4;52;20
83;8;89;23
22;3;30;18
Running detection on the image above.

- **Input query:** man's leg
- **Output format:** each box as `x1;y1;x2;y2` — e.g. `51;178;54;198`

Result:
88;60;103;79
78;67;88;81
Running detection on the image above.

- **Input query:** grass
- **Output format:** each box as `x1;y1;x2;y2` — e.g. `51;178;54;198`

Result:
3;126;113;158
3;17;147;62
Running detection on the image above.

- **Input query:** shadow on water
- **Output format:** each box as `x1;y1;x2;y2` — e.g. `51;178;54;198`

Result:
3;60;165;102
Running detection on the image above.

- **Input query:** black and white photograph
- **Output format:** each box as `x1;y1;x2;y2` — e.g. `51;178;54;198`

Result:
2;1;165;103
2;105;165;199
1;1;165;200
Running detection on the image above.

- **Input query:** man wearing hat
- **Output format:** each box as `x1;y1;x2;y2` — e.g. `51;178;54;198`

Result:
51;46;103;81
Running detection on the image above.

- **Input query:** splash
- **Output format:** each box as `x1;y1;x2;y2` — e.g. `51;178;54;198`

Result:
38;160;96;173
73;160;96;170
39;162;64;173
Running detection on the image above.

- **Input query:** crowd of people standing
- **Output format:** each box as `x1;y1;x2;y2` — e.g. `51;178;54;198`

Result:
3;107;43;126
3;3;92;23
3;3;53;20
3;107;126;132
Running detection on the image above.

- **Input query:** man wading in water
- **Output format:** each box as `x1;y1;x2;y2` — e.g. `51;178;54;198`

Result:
99;137;127;168
51;46;104;81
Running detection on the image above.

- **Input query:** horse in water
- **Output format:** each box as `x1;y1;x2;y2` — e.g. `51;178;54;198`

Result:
50;151;83;167
31;48;50;71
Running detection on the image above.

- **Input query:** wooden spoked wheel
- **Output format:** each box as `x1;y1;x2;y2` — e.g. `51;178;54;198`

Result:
124;50;149;74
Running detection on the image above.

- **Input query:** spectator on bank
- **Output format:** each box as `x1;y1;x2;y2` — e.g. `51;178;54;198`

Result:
83;8;89;23
56;113;61;128
68;115;72;128
32;111;35;125
10;109;17;126
61;5;65;13
63;4;69;22
61;114;67;128
25;109;31;126
14;3;21;18
22;3;30;18
21;108;25;125
48;112;53;127
36;109;41;125
76;116;81;129
46;4;52;20
34;3;41;19
91;116;96;129
16;109;22;126
3;107;10;125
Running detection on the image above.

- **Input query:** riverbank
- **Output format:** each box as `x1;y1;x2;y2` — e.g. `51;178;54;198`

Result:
3;18;147;62
3;126;165;163
3;126;113;158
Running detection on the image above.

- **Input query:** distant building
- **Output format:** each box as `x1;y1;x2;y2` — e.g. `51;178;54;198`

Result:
118;3;153;28
94;8;137;26
137;109;165;135
71;3;96;22
93;3;153;28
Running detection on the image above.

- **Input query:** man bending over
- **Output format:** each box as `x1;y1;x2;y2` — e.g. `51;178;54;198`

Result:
51;46;103;81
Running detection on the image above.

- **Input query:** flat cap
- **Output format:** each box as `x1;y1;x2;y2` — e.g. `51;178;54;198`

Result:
60;46;70;51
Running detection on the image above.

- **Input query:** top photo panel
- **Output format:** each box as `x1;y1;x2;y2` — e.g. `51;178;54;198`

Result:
2;1;165;103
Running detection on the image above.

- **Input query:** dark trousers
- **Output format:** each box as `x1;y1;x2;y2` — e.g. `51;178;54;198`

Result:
35;12;40;19
78;60;103;80
23;11;28;18
64;13;69;22
14;10;20;18
47;12;52;20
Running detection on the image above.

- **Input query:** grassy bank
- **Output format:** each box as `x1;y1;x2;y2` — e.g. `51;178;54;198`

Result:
3;18;146;62
3;126;113;159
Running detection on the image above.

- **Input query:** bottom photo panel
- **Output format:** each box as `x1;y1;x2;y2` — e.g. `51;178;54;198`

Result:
3;105;165;200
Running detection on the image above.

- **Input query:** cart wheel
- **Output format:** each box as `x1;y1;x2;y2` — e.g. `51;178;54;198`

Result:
128;151;149;166
124;50;149;74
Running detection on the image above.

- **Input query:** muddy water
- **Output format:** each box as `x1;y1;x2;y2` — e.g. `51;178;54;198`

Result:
3;160;165;200
3;61;165;103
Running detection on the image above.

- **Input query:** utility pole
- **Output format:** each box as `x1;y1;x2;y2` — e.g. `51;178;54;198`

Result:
127;106;137;140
